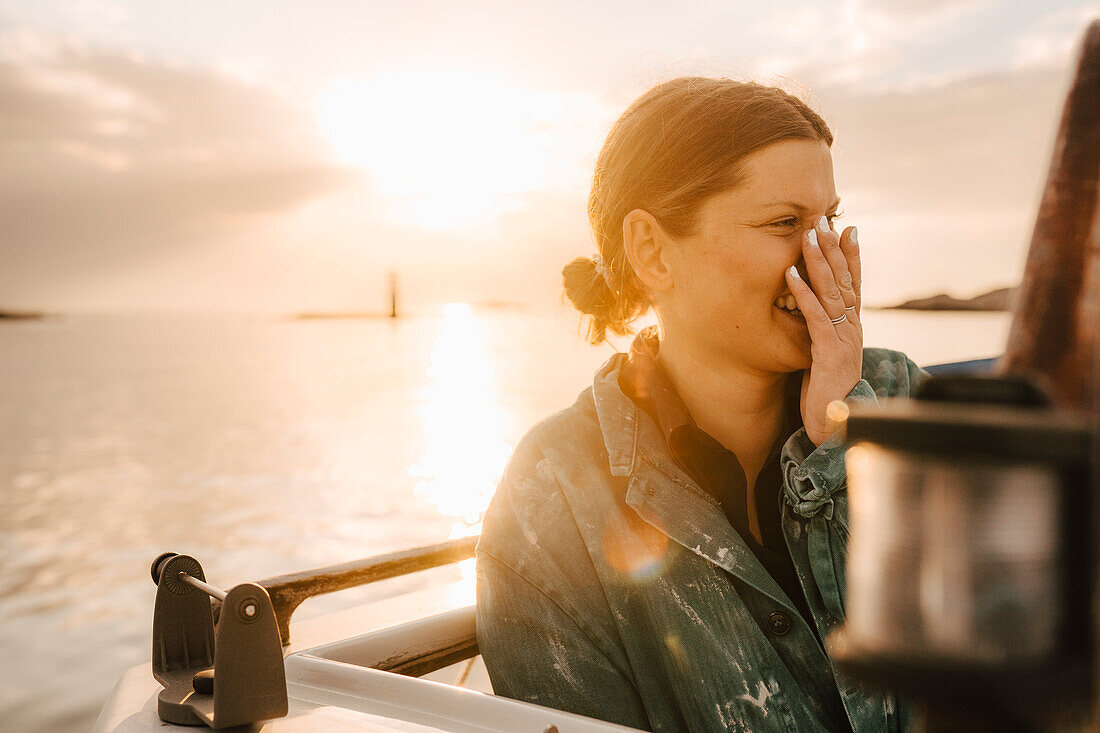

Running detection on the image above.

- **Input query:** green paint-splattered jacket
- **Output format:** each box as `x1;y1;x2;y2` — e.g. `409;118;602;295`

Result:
476;347;928;732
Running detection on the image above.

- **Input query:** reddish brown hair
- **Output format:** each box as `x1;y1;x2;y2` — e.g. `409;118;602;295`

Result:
563;77;833;344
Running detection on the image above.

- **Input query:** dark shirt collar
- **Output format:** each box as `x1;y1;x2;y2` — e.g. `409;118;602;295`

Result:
617;326;818;629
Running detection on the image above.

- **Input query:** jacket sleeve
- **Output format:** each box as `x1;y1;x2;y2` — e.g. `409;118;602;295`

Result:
475;551;651;731
781;350;929;519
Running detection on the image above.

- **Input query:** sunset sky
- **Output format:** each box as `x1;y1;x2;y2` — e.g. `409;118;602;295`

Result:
1;0;1096;314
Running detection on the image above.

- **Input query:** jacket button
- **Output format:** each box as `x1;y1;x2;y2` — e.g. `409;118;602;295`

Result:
768;612;792;636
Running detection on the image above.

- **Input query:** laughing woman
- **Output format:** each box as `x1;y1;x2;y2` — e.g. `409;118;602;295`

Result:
475;78;926;732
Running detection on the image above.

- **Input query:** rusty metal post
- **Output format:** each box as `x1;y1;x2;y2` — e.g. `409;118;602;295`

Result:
1002;20;1100;729
227;536;478;646
1001;20;1100;411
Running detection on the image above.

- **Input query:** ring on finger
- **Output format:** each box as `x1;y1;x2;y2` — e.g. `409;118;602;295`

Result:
830;314;848;325
844;306;856;311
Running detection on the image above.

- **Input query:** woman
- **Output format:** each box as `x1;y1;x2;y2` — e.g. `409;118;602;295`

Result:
475;77;926;732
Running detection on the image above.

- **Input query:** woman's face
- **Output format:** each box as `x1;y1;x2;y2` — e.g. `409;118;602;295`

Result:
659;138;841;374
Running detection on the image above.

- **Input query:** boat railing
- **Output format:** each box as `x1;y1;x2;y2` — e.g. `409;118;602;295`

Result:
214;536;478;647
302;605;480;678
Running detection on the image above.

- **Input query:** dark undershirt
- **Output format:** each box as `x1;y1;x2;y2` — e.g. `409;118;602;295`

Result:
617;327;816;628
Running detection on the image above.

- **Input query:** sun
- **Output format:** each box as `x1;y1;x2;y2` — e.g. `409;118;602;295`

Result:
315;67;590;230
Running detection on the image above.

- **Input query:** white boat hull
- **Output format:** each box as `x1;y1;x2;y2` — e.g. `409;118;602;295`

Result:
96;585;639;732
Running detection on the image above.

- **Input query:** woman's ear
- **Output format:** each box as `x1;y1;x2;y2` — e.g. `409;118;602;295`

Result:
622;209;675;294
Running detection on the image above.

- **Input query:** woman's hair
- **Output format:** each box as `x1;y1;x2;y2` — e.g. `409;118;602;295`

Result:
563;77;833;345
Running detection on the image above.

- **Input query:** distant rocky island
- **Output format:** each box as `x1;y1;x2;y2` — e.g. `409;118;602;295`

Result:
0;310;46;320
880;286;1019;312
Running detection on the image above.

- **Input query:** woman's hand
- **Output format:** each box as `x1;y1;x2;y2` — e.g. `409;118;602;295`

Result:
784;217;863;446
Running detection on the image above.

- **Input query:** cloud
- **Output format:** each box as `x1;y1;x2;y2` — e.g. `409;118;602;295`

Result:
823;66;1067;208
740;0;996;89
1012;6;1100;70
818;65;1070;303
1;5;1090;312
0;31;357;305
857;0;990;21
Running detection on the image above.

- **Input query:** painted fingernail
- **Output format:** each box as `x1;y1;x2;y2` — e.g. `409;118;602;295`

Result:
787;265;801;280
851;226;858;245
817;215;829;231
807;229;818;247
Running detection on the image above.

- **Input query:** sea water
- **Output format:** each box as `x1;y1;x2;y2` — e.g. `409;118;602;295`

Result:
0;307;1011;732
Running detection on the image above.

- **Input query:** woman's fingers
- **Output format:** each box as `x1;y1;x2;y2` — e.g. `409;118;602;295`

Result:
840;225;861;314
785;265;835;340
814;217;857;312
802;226;848;320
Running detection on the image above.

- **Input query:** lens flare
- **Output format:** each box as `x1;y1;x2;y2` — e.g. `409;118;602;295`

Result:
602;516;671;582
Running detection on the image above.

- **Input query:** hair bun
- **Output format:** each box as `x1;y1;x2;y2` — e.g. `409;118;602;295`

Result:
562;256;610;317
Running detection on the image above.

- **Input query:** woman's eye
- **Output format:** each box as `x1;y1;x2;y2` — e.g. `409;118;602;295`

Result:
768;211;843;229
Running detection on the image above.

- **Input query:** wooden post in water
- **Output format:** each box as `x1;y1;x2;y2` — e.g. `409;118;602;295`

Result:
389;271;399;318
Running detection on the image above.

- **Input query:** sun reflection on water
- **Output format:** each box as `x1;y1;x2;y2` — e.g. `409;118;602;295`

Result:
408;303;513;604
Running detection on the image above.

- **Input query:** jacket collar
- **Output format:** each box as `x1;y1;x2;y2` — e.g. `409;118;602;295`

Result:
591;345;800;615
592;351;639;478
618;325;695;450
